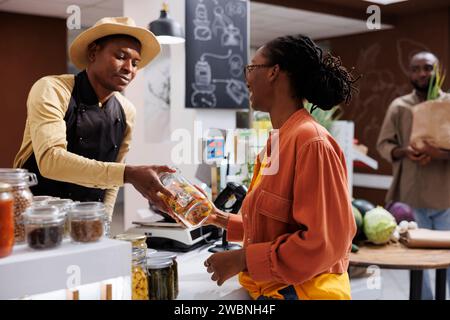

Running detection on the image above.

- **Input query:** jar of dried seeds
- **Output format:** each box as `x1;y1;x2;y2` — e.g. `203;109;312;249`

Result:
0;168;38;243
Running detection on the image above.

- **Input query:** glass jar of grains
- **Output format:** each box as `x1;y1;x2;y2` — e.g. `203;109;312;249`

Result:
23;205;65;250
68;202;105;243
115;233;149;300
0;168;38;243
0;183;14;258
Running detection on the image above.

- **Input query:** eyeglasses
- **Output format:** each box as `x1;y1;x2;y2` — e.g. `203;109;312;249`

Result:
243;64;274;78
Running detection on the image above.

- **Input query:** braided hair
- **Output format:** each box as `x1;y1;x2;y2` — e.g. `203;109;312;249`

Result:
262;35;359;111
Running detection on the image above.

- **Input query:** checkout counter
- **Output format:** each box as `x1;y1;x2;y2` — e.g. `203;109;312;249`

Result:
175;243;250;300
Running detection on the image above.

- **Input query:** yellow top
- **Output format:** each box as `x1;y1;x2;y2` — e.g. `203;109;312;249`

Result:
13;74;136;219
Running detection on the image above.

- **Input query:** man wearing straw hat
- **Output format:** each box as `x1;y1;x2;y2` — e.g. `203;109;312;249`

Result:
14;17;175;225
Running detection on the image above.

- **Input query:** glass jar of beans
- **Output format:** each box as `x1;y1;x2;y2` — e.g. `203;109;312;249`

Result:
23;205;65;250
68;202;105;243
0;169;38;243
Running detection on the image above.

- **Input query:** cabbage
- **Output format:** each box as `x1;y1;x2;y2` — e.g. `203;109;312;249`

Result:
363;207;397;245
385;202;415;224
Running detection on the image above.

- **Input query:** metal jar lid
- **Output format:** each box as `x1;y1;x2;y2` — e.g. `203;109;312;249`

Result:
115;233;147;242
115;233;148;249
150;251;177;260
147;259;173;270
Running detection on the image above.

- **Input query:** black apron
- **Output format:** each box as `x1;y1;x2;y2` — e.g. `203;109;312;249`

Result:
23;71;127;202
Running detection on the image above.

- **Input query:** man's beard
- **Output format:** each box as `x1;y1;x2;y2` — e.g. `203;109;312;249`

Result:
411;78;431;94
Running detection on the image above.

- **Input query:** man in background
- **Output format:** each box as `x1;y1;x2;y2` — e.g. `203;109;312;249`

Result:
377;51;450;299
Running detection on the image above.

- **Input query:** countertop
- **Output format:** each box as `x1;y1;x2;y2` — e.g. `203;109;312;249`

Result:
175;242;251;300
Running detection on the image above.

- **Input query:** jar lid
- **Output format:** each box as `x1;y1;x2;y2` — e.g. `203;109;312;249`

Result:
69;202;105;219
146;249;157;257
150;251;177;260
147;259;173;269
23;205;65;224
0;168;28;175
0;169;38;187
115;233;147;243
32;195;56;203
158;172;175;186
0;182;12;192
46;199;74;211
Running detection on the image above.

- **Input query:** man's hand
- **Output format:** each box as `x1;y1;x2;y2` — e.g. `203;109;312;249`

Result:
412;141;450;160
392;146;428;162
124;165;176;213
405;146;428;161
204;249;247;286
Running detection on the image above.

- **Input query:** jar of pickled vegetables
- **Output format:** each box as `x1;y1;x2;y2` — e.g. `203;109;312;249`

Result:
158;170;213;228
115;233;149;300
0;183;14;258
150;251;179;299
147;259;173;300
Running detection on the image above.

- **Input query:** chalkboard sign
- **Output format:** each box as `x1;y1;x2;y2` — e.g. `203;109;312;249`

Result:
185;0;249;109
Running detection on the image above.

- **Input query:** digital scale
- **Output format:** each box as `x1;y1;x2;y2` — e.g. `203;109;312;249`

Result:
128;220;221;252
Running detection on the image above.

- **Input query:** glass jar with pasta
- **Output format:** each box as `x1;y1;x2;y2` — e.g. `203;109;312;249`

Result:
158;170;213;228
115;233;149;300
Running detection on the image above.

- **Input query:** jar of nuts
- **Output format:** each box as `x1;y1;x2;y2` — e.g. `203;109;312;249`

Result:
0;169;38;243
68;202;105;243
114;233;149;300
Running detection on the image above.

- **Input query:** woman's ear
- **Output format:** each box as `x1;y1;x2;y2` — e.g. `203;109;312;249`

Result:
268;64;280;82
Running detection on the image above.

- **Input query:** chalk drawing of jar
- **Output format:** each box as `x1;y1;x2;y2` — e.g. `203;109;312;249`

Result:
194;0;212;41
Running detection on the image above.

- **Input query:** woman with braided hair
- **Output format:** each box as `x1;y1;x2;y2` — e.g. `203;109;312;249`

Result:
203;35;359;300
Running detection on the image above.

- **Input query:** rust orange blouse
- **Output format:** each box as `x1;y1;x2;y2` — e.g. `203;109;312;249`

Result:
227;108;356;286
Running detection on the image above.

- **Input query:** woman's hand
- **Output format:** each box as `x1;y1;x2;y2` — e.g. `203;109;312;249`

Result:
194;185;230;229
204;249;247;286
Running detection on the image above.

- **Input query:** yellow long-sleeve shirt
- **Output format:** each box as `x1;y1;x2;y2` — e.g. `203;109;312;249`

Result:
13;74;136;219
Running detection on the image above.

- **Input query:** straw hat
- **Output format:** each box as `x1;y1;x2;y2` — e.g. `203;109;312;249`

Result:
69;17;161;70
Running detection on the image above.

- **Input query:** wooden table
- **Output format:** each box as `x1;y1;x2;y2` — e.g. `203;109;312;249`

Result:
349;242;450;300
